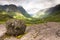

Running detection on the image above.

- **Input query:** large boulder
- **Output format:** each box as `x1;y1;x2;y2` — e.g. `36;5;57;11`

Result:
6;19;26;36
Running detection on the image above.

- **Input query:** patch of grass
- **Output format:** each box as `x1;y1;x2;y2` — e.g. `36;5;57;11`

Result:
16;35;23;39
16;33;27;39
0;11;60;25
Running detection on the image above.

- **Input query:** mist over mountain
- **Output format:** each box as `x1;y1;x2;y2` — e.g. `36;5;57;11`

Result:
0;4;31;18
45;4;60;14
32;4;60;19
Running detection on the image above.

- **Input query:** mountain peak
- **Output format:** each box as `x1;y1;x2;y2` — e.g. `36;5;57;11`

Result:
0;4;31;18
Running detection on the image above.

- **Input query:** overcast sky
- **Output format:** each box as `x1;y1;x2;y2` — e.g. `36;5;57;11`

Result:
0;0;60;14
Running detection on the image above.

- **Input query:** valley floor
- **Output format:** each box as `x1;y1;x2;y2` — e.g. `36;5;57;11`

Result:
0;22;60;40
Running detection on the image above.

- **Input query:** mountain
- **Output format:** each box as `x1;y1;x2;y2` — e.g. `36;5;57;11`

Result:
32;9;48;18
17;6;31;18
33;4;60;19
45;4;60;15
5;4;17;12
0;4;31;18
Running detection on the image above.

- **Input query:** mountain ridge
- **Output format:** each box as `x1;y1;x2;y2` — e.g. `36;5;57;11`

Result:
0;4;31;18
33;4;60;19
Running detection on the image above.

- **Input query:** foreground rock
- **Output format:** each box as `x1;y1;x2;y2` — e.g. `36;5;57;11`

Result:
6;19;26;36
0;22;60;40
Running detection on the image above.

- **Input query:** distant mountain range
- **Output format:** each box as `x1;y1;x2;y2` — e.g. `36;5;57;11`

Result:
33;4;60;19
0;4;60;19
0;4;31;18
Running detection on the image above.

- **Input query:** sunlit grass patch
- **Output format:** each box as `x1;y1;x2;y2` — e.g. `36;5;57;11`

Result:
16;35;23;39
16;33;27;39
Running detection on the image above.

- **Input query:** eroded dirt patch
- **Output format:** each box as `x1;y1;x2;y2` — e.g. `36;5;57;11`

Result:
0;22;60;40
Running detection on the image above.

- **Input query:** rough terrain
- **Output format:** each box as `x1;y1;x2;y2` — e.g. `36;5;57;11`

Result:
0;22;60;40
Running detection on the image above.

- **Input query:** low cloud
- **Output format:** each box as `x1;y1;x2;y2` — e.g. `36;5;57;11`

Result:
0;0;60;14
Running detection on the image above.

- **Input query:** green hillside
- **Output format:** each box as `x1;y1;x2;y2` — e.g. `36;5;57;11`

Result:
0;10;60;26
0;10;32;24
44;11;60;22
24;11;60;25
32;11;60;24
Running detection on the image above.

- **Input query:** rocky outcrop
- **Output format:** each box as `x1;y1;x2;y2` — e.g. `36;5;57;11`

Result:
0;22;60;40
20;22;60;40
6;19;26;36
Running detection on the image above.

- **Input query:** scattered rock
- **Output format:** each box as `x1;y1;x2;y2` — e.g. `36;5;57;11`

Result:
20;22;60;40
0;22;60;40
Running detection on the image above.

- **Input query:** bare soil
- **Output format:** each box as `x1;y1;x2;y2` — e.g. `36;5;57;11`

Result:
0;22;60;40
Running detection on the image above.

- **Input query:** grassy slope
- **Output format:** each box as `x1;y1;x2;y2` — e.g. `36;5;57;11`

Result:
0;11;12;24
25;11;60;25
0;11;60;26
0;11;32;24
44;11;60;22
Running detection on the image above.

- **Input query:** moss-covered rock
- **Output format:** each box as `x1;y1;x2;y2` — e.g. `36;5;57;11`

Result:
6;19;26;36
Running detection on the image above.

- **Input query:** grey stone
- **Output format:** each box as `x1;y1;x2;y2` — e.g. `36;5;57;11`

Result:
6;19;26;36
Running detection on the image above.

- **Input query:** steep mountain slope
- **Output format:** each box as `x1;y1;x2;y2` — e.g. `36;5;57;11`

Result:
33;4;60;19
0;4;31;18
17;6;31;18
45;4;60;14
